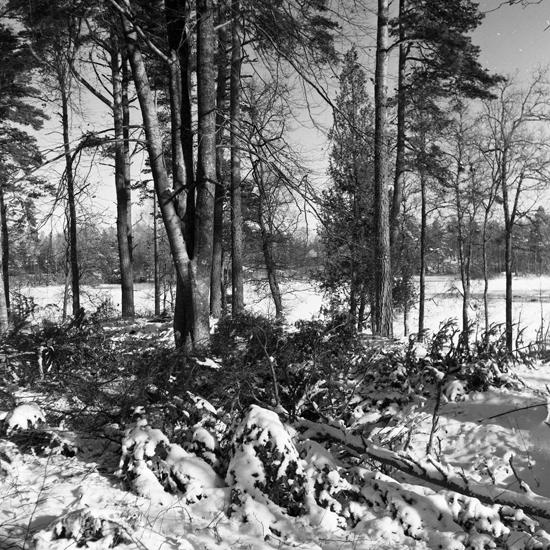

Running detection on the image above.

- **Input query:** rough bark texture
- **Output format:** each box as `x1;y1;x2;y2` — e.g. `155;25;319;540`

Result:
195;0;217;345
62;85;80;316
418;169;426;339
258;176;284;320
121;8;195;345
391;0;406;251
230;0;244;316
165;0;194;347
373;0;393;337
502;146;514;351
0;181;9;315
153;193;161;317
112;44;134;318
211;5;229;317
0;242;8;335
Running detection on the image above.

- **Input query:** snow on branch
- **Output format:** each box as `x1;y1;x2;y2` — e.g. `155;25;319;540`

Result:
297;418;550;521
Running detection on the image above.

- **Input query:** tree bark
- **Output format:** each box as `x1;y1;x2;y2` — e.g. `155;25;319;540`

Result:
121;7;195;345
501;146;514;351
211;4;229;317
257;171;284;320
194;0;217;345
418;169;427;339
373;0;393;337
61;84;80;316
112;43;135;317
391;0;407;251
230;0;244;316
165;0;194;347
0;180;10;316
153;192;161;317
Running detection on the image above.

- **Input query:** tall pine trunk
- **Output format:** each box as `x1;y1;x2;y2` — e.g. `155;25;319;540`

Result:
230;0;244;315
194;0;217;345
165;0;195;346
211;4;229;317
61;84;80;316
153;193;161;317
391;0;406;251
121;9;196;344
373;0;393;337
0;219;8;334
112;45;134;317
418;168;427;339
0;180;9;317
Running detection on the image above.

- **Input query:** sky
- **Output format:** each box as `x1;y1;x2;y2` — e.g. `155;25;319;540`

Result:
474;0;550;77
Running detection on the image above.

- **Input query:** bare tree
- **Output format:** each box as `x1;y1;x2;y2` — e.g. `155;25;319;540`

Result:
479;71;550;350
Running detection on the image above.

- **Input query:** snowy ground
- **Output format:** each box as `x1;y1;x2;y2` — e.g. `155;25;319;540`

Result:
17;274;550;344
394;275;550;343
4;275;550;549
3;362;550;550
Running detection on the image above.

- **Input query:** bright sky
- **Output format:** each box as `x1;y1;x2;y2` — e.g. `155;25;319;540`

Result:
474;0;550;77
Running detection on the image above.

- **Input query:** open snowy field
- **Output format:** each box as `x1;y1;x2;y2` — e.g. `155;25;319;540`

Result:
16;274;550;344
393;275;550;343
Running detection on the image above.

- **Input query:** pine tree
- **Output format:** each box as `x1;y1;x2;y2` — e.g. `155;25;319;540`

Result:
0;22;47;333
318;49;375;331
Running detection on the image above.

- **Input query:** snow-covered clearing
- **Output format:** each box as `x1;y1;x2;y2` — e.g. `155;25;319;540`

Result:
3;275;550;549
16;274;550;341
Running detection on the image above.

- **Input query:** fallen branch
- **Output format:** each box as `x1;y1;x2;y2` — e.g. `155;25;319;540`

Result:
296;418;550;520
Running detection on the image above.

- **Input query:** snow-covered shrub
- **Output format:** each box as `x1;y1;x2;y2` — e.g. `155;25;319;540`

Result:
0;440;20;477
211;313;366;421
118;412;226;504
34;507;140;549
164;443;224;501
210;312;287;410
1;403;45;433
299;439;360;527
226;405;307;516
357;470;511;549
117;417;174;504
0;403;76;457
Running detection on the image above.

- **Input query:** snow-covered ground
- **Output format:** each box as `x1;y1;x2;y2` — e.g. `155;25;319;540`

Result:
4;275;550;549
4;366;550;550
18;274;550;344
395;275;550;343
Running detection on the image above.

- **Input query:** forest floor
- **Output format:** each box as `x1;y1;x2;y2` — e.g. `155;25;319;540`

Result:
3;275;550;549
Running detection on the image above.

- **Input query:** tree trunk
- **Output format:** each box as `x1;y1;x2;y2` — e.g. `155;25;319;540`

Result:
482;212;490;334
391;0;406;251
0;244;8;334
418;169;427;339
194;0;217;345
121;8;195;345
455;188;470;346
373;0;393;337
211;4;229;317
230;0;244;315
112;44;134;318
165;0;194;347
61;85;80;316
259;187;284;320
501;147;513;351
0;180;10;316
153;193;161;317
